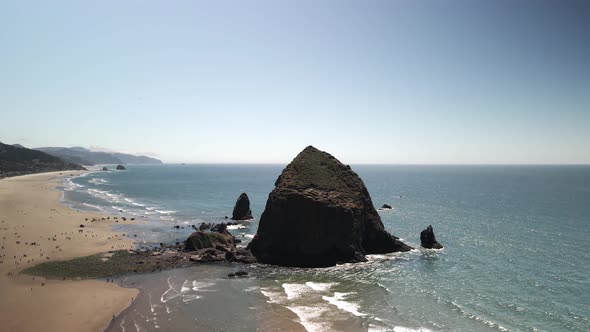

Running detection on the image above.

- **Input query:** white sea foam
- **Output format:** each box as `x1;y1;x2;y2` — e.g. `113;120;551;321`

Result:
392;327;435;332
156;210;176;214
112;206;126;212
305;281;337;292
181;294;202;303
366;254;390;261
192;281;216;292
64;178;84;191
286;306;331;332
322;292;366;317
87;188;124;204
160;276;180;303
260;288;284;304
227;224;247;230
119;317;126;332
282;283;312;300
89;178;108;185
450;301;508;331
82;203;104;211
243;234;255;239
368;323;390;332
180;280;192;293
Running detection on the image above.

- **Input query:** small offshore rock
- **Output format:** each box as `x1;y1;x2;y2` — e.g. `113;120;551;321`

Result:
420;225;443;249
231;193;253;220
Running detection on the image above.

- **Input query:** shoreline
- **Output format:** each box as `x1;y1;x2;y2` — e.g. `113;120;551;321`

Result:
0;171;139;332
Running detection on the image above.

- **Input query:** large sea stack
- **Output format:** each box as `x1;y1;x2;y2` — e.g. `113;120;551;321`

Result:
247;146;411;267
232;193;253;220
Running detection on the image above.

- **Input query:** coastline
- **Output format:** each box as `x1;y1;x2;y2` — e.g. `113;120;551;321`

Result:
0;171;139;332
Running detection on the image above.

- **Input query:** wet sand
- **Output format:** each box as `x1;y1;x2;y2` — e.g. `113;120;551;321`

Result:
0;171;139;332
107;264;307;332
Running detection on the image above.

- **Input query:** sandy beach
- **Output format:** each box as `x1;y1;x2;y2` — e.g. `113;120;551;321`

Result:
0;171;138;332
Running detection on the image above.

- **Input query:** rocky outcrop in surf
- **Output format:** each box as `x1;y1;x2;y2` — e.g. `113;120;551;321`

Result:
231;193;253;220
185;223;256;263
116;164;126;170
420;225;443;249
247;146;412;267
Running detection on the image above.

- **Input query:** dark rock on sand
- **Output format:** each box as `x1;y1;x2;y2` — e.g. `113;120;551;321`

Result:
184;222;257;264
231;193;253;220
184;231;234;252
227;270;249;278
189;248;227;263
210;222;230;234
116;164;126;170
247;146;412;267
229;248;257;264
420;225;443;249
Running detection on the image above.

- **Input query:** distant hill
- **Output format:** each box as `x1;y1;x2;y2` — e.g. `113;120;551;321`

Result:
35;147;163;166
0;142;86;178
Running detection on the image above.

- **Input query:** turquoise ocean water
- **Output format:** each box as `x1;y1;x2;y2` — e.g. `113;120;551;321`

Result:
62;164;590;332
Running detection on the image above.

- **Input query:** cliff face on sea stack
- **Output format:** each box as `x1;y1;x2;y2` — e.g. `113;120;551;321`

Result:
247;146;412;267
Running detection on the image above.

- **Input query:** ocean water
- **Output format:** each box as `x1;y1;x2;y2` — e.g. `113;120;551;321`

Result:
62;164;590;332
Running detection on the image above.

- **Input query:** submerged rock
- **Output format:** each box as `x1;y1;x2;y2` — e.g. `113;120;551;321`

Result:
420;225;443;249
116;165;126;170
247;146;412;267
231;193;253;220
227;270;249;278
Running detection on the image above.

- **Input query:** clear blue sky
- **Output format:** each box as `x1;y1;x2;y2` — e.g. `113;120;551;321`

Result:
1;0;588;163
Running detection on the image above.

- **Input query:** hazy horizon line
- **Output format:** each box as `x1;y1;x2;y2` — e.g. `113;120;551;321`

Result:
134;162;590;166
